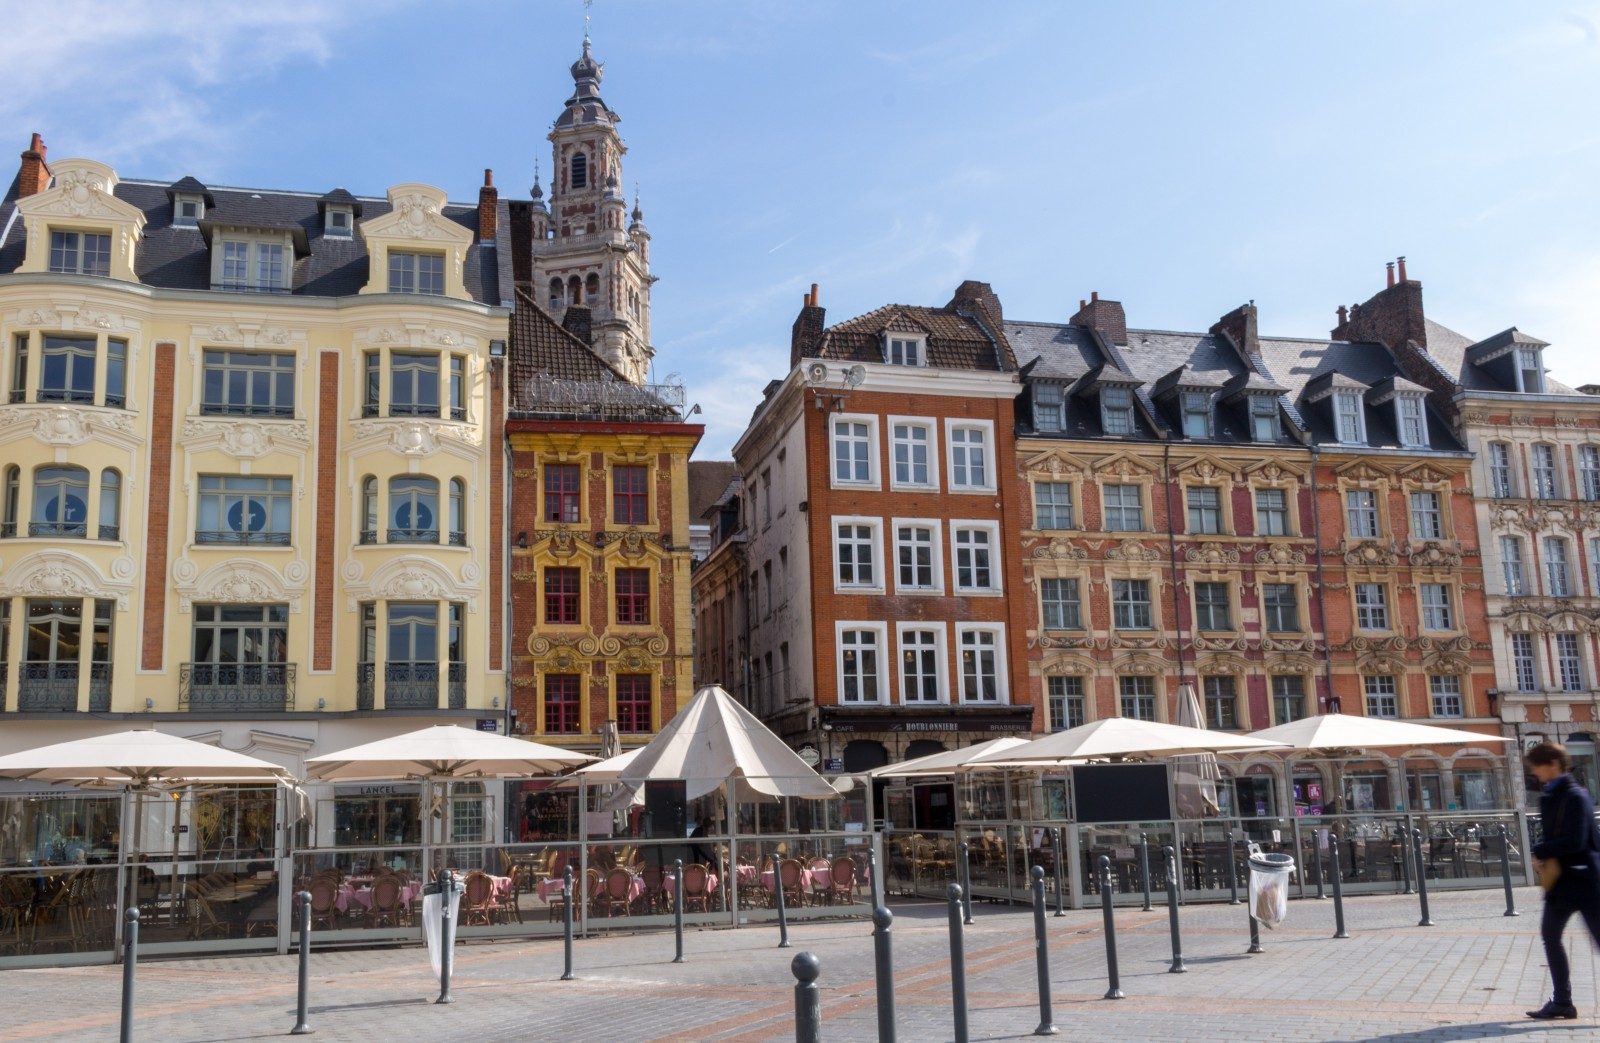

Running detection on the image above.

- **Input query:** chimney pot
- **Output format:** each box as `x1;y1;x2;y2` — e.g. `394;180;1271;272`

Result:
1337;305;1349;325
484;168;493;186
1396;256;1407;282
810;282;819;307
1091;290;1099;302
1386;261;1396;288
1079;299;1087;310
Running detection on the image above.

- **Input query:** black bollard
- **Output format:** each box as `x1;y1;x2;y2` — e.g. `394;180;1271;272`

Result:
792;952;821;1043
120;906;139;1043
774;855;792;948
291;891;312;1034
1313;828;1326;900
1329;832;1348;939
436;869;454;1005
1052;827;1066;917
871;905;896;1043
673;858;686;963
1163;847;1185;973
1412;829;1434;927
959;841;974;924
1030;866;1057;1035
1499;825;1519;917
1138;832;1153;912
1098;857;1124;999
1226;830;1241;904
947;883;969;1043
1397;825;1413;895
561;865;575;980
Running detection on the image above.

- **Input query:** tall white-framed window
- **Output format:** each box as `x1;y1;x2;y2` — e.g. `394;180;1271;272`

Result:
1186;486;1224;534
1101;386;1135;435
1047;676;1085;731
1516;346;1545;393
1032;383;1065;433
951;521;1001;593
957;624;1006;704
1102;483;1144;531
947;421;994;492
833;518;882;592
1581;446;1600;501
1354;583;1389;630
1395;395;1427;448
1333;390;1366;443
1591;537;1600;596
1119;676;1157;721
49;230;111;276
1203;675;1239;729
1557;633;1586;692
1181;391;1212;439
1345;489;1379;539
1255;487;1290;536
1544;536;1572;597
1272;675;1306;723
1033;482;1074;530
1111;578;1152;629
1363;675;1398;718
884;335;925;366
888;418;935;489
216;236;288;293
830;414;878;488
897;623;946;704
1193;581;1232;631
1249;395;1279;442
1510;632;1539;691
837;623;886;704
1531;444;1560;500
1488;442;1516;498
1409;490;1443;540
892;520;941;593
1040;577;1082;630
1420;583;1453;631
1262;582;1300;632
389;250;445;295
1501;535;1527;595
1429;675;1463;718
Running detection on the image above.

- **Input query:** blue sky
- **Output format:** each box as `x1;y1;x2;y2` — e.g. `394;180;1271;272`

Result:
4;1;1597;457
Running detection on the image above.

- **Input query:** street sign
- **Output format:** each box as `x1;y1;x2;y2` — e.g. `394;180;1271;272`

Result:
476;719;499;732
823;758;844;772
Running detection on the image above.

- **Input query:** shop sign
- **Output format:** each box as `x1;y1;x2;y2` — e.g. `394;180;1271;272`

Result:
824;713;1033;734
796;745;821;766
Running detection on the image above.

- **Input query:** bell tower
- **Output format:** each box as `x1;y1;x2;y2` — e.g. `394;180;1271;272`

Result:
530;35;655;383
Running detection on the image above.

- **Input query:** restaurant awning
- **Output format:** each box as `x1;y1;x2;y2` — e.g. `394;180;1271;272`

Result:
865;737;1032;778
972;717;1288;766
1245;714;1512;751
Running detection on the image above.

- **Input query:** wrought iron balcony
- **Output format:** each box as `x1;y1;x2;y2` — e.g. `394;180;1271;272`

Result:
0;522;13;538
357;662;375;710
448;662;466;710
448;530;466;547
387;402;438;418
388;528;439;544
199;401;295;418
88;663;110;712
359;529;378;545
384;661;440;710
18;662;79;711
513;373;686;422
36;387;95;405
195;530;291;546
29;521;87;538
179;662;295;712
97;525;119;541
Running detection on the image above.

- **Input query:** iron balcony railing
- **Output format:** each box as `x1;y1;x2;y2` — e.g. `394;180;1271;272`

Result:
514;373;686;421
18;662;79;711
388;528;439;544
448;662;466;709
199;401;295;418
194;530;291;546
88;663;110;712
357;662;376;710
384;661;439;710
36;387;95;405
179;662;295;712
29;521;87;538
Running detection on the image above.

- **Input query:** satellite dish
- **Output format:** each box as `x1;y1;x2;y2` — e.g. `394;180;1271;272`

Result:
843;365;866;389
805;362;829;383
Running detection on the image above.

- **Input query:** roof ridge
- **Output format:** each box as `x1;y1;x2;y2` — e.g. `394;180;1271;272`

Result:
120;178;481;210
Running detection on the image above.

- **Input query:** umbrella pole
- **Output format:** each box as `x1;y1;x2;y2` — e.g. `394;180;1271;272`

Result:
725;778;738;924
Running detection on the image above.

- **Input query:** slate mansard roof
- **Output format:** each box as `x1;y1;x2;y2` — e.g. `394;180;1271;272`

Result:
813;303;1015;371
0;171;500;305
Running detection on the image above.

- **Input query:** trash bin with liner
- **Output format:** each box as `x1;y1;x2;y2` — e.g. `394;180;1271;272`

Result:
422;872;462;977
1247;846;1295;929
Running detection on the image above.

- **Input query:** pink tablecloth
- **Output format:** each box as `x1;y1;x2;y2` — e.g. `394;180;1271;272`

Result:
536;873;649;903
335;879;422;913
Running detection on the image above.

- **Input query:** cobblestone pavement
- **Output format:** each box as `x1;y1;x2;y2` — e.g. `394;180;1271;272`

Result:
3;886;1598;1042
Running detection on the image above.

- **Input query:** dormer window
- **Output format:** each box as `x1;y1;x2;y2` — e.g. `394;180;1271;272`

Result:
1333;390;1365;443
1032;383;1064;433
1180;391;1212;439
174;195;205;227
217;237;289;293
1249;396;1278;441
325;206;353;239
49;230;111;277
1395;394;1427;448
885;335;925;367
389;251;444;295
1102;387;1135;435
1516;346;1545;393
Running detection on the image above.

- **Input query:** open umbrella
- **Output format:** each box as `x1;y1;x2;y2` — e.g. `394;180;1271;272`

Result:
865;737;1031;778
972;717;1287;767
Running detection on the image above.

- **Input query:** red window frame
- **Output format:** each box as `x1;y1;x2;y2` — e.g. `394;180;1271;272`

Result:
615;568;650;625
543;464;581;523
544;567;580;624
616;674;652;733
544;674;580;735
612;465;649;526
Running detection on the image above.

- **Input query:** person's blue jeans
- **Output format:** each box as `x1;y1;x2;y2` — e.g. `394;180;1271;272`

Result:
1541;868;1600;1004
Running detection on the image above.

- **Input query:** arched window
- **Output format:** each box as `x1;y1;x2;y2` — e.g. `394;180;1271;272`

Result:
2;465;18;537
548;278;564;309
98;469;120;540
585;273;599;305
570;152;587;190
360;476;378;544
32;465;89;537
389;476;439;543
449;478;465;546
567;275;582;306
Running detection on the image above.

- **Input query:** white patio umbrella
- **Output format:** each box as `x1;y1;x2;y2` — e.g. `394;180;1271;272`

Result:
1172;683;1222;817
865;737;1031;778
972;717;1288;767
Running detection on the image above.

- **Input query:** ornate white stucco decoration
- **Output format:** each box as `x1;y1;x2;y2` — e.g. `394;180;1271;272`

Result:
29;162;121;219
0;405;140;452
359;324;480;351
0;549;134;609
349;419;482;461
193;323;301;349
181;418;311;460
345;556;479;613
341;560;364;583
175;558;306;614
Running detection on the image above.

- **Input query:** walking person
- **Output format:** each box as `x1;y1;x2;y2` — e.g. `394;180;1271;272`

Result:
1527;741;1600;1020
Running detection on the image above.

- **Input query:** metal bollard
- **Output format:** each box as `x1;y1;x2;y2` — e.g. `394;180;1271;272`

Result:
1098;857;1123;999
1226;830;1241;904
1030;866;1057;1035
1329;832;1348;939
120;906;139;1043
1313;828;1326;899
947;883;969;1043
1163;847;1185;973
1412;829;1434;926
959;841;974;924
792;952;821;1043
872;905;896;1043
1138;832;1152;912
673;858;686;963
1052;827;1066;917
436;869;454;1005
774;855;792;948
561;865;575;980
1397;825;1413;895
1499;825;1519;917
291;891;312;1034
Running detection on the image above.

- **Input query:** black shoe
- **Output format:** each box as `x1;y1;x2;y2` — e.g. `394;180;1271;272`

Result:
1527;1001;1579;1020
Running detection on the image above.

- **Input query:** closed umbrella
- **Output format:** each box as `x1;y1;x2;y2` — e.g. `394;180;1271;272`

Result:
1173;683;1222;817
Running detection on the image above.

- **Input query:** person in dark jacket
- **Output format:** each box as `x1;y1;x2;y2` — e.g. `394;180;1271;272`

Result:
1527;741;1600;1020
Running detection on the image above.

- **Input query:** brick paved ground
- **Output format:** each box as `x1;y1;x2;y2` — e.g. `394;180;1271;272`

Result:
3;885;1598;1042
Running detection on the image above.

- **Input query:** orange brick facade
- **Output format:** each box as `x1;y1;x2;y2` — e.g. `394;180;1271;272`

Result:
139;341;176;671
313;350;339;672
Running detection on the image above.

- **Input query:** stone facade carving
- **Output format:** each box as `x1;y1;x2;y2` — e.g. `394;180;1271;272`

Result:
182;418;311;459
0;549;134;610
1032;538;1089;560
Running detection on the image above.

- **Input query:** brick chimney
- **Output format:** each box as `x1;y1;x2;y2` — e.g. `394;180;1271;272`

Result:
948;279;1003;328
477;168;497;241
18;133;48;197
1210;302;1259;358
561;303;593;345
1070;291;1127;346
789;283;826;369
1331;258;1427;352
